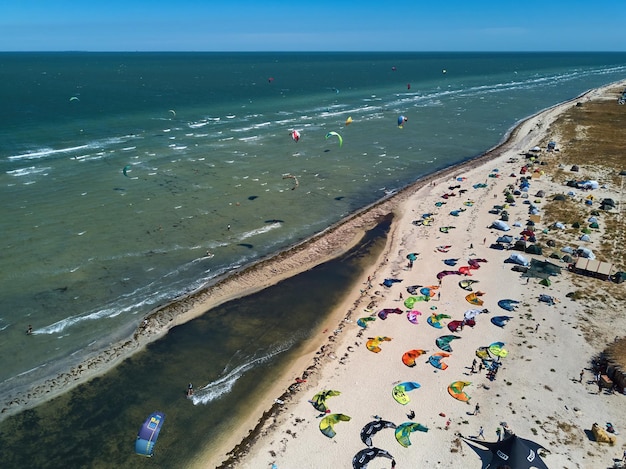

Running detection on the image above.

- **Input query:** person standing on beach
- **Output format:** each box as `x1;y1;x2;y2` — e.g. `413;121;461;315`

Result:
580;370;584;383
496;427;502;441
478;426;485;439
473;403;480;415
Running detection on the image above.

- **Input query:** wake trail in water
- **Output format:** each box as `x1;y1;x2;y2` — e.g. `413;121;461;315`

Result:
190;340;293;405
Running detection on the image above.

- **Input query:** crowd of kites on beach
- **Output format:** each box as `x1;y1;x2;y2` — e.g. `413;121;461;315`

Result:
299;169;557;468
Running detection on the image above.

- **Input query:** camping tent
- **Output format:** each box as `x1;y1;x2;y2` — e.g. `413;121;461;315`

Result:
525;244;543;255
522;259;562;280
576;247;595;259
496;235;513;244
507;253;529;266
491;220;511;231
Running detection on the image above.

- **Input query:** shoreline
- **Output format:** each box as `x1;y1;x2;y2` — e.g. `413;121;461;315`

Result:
196;81;624;469
195;84;622;468
0;83;616;429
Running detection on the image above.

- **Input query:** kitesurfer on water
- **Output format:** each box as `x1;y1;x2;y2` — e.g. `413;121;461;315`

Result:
187;383;193;397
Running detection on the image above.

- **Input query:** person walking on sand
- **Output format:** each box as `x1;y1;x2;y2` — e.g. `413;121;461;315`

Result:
473;403;480;415
496;427;502;441
580;369;584;383
478;426;485;439
399;292;403;301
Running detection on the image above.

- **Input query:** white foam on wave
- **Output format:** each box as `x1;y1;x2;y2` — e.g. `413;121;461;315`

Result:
6;166;51;177
237;135;261;143
190;340;292;405
237;222;281;241
8;145;90;161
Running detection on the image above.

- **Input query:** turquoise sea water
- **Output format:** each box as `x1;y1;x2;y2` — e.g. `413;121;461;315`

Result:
0;52;625;465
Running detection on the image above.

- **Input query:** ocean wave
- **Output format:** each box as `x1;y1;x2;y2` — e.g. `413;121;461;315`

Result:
237;222;281;241
8;145;90;161
6;166;51;177
190;340;292;405
7;135;142;163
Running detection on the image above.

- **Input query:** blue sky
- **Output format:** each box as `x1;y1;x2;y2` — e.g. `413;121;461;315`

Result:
1;0;624;52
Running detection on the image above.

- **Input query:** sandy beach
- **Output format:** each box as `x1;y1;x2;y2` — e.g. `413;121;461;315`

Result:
2;80;625;469
186;81;626;469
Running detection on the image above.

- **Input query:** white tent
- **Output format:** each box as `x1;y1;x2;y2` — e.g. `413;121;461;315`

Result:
576;247;595;259
508;253;529;266
491;220;511;231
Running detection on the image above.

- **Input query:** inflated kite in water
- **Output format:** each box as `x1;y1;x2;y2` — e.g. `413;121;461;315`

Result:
291;129;300;142
397;115;408;128
352;447;395;469
309;390;341;413
402;349;427;367
135;411;165;457
360;419;396;447
395;422;429;447
319;413;351;438
366;336;392;353
392;381;421;405
448;381;471;402
282;174;299;190
436;335;461;352
325;131;343;148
